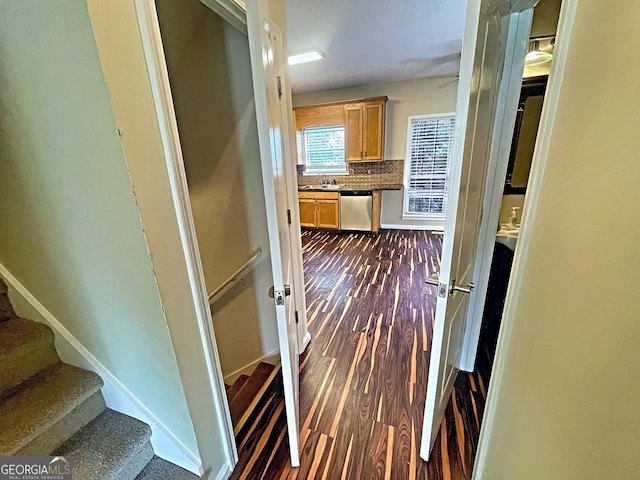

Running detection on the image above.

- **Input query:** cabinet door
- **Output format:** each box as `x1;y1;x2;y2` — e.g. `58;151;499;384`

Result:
298;198;317;228
362;101;384;161
316;199;340;229
344;105;364;162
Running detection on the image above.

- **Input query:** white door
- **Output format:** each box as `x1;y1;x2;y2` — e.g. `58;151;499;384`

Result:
246;0;300;467
420;0;511;459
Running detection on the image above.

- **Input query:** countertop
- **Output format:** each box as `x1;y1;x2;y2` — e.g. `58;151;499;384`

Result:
298;183;403;192
496;228;519;251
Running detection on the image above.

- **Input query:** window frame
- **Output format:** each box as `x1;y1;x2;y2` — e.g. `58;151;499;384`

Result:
402;112;456;220
299;124;348;176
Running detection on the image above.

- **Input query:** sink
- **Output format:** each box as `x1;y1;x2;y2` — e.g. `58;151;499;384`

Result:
300;184;343;190
496;226;519;251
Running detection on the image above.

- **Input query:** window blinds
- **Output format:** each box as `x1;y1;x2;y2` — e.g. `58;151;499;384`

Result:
302;125;346;174
405;115;455;218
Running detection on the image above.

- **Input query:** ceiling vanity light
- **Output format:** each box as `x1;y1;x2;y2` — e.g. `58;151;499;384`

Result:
524;38;554;67
288;50;325;66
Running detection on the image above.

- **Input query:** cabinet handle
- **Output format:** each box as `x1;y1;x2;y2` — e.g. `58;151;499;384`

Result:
364;151;367;157
360;151;363;157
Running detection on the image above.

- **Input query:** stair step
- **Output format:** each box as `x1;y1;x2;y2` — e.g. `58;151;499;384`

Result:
136;456;199;480
226;374;249;404
229;363;275;425
0;317;59;397
0;363;105;455
55;409;154;480
0;280;15;322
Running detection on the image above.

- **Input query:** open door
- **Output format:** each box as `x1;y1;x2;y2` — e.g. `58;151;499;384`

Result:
246;0;300;467
420;0;513;459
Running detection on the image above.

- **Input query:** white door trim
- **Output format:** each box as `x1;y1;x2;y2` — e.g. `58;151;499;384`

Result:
471;0;578;477
268;24;311;353
199;0;247;34
134;0;237;469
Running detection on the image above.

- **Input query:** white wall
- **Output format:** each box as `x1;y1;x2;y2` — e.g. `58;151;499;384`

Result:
155;0;279;380
0;0;198;457
476;2;640;479
293;76;458;229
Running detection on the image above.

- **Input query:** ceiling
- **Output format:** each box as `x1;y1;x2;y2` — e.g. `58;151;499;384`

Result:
285;0;467;94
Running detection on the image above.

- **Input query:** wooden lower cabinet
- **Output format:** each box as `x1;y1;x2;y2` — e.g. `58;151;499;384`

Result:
298;191;340;230
298;198;317;228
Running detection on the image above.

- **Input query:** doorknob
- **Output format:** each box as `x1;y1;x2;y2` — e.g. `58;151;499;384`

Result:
449;279;475;294
426;275;447;298
426;275;474;297
425;275;439;286
268;285;291;305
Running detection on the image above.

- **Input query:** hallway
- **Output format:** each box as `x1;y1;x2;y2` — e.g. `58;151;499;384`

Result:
231;230;492;479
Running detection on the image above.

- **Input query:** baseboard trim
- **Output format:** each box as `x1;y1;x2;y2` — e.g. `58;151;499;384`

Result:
0;264;203;476
380;223;445;231
222;349;280;385
214;462;233;480
302;332;312;352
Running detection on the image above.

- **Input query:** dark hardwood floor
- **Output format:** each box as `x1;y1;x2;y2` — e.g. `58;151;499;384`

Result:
230;230;493;479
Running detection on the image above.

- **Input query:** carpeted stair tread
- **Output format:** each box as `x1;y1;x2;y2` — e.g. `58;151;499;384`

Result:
135;456;200;480
229;362;275;425
54;409;153;480
226;374;249;404
0;280;15;322
0;316;59;396
0;363;104;455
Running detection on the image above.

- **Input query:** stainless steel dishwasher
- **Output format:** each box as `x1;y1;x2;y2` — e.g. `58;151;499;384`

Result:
340;190;373;231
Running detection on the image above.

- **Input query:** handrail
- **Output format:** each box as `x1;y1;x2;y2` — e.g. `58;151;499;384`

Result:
208;247;262;306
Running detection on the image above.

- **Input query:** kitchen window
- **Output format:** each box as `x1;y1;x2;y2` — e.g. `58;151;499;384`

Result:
403;113;456;220
298;125;347;175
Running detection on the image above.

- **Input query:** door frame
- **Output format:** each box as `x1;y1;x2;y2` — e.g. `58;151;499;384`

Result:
133;0;238;471
132;0;308;473
471;0;578;476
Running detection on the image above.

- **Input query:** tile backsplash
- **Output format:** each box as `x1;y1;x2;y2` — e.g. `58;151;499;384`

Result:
297;159;404;187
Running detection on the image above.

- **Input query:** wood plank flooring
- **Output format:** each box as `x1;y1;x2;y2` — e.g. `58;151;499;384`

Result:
230;230;493;479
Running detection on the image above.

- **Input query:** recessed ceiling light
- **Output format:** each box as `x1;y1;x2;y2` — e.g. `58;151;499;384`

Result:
288;50;325;66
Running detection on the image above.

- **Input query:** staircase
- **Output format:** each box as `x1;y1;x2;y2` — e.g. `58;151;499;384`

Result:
226;362;276;428
0;280;198;480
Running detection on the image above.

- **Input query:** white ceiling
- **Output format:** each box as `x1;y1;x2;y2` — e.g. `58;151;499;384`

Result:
285;0;467;93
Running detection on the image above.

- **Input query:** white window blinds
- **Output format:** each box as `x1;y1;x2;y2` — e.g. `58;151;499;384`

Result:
301;125;347;174
403;114;455;219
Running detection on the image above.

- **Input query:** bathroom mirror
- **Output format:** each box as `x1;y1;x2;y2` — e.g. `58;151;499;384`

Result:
504;75;547;194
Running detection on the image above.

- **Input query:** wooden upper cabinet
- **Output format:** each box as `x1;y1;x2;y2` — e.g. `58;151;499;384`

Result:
293;96;387;165
344;105;364;162
362;102;384;161
344;97;387;162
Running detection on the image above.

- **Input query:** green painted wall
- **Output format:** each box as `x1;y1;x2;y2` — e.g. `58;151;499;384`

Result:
0;0;197;454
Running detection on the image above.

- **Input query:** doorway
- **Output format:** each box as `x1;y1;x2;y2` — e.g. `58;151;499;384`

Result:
152;0;289;453
126;0;564;476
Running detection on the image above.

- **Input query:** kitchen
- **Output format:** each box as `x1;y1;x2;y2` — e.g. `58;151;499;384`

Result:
291;79;459;234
